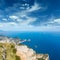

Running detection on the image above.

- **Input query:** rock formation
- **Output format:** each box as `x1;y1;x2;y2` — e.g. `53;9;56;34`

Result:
0;36;49;60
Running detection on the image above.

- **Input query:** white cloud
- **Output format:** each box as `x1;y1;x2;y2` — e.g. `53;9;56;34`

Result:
8;14;37;25
8;22;17;26
1;15;60;31
54;19;60;23
9;16;18;19
39;26;60;31
0;18;60;31
0;22;17;27
9;15;19;21
0;23;3;27
0;23;60;31
0;16;37;31
47;18;60;25
20;14;27;18
0;1;60;31
5;2;45;24
2;18;7;21
27;3;42;12
18;17;36;25
0;22;34;31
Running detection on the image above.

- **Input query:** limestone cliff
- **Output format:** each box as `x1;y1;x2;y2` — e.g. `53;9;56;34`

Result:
0;36;49;60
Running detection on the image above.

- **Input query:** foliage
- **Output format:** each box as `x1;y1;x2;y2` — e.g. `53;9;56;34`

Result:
0;43;21;60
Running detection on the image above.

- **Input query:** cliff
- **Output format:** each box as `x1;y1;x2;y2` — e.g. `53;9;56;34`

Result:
0;36;49;60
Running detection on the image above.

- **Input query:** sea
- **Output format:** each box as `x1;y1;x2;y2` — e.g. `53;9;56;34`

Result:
0;31;60;60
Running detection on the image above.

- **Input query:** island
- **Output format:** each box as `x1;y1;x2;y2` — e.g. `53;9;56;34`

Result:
0;36;49;60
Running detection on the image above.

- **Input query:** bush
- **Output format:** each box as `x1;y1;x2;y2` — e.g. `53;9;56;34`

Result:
15;55;21;60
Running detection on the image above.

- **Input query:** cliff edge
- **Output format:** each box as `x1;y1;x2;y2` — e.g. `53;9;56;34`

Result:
0;36;49;60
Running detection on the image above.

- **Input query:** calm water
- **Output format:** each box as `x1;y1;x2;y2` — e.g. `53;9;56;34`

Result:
1;32;60;60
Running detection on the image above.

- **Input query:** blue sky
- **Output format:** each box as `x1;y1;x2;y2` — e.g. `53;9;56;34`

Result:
0;0;60;31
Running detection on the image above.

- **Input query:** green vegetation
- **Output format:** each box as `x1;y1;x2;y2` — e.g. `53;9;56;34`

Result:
38;58;44;60
0;43;20;60
16;56;21;60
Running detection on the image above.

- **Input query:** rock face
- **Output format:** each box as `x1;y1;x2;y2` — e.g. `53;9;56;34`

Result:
16;45;37;60
36;54;49;60
16;45;49;60
0;36;49;60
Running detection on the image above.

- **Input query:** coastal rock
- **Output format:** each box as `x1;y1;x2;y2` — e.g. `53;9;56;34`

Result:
36;54;49;60
0;36;49;60
16;45;37;60
16;45;49;60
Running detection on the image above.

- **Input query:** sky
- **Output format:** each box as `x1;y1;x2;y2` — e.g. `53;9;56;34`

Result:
0;0;60;31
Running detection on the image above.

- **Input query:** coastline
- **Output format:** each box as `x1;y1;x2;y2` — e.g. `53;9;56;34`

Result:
0;36;49;60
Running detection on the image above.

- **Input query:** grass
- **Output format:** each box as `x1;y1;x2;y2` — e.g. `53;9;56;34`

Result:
0;43;21;60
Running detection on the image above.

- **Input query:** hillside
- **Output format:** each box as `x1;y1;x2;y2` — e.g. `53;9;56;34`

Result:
0;36;49;60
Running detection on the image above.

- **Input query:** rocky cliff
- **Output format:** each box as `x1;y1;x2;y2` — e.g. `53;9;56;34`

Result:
0;36;49;60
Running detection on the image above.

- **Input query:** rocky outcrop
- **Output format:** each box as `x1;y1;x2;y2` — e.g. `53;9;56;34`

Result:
0;36;49;60
16;45;49;60
16;45;37;60
36;54;49;60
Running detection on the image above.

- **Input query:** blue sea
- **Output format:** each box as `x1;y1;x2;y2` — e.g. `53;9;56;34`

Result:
1;31;60;60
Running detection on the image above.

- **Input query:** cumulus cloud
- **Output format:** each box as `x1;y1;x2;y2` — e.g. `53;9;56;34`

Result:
9;16;18;19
